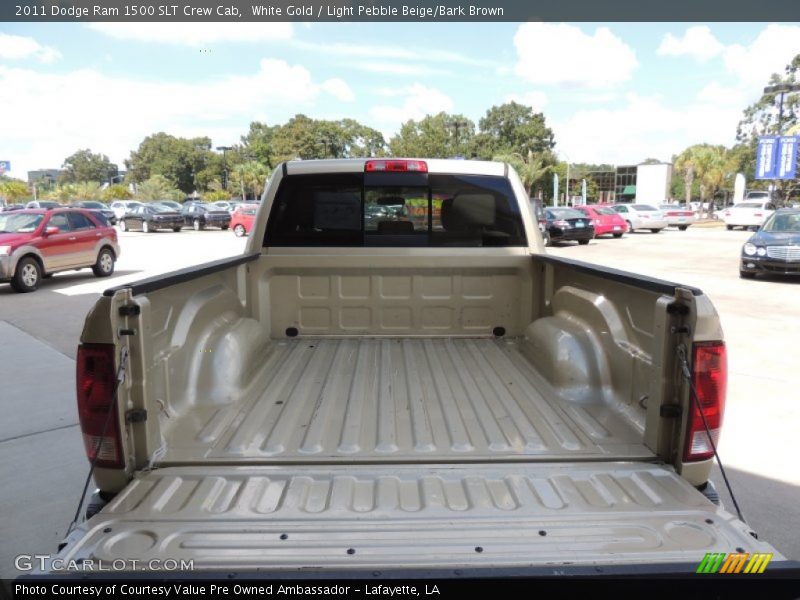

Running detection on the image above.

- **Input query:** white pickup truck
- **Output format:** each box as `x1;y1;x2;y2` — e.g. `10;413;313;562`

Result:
49;159;790;576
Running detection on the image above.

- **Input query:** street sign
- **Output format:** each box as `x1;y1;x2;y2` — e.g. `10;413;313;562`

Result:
776;136;798;179
0;160;10;175
755;137;779;179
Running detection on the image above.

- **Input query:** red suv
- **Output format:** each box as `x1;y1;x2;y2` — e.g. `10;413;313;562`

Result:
230;203;258;237
0;208;121;293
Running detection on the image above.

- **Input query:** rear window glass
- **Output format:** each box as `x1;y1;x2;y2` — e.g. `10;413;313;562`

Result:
594;207;616;215
548;209;585;219
631;204;659;211
265;173;527;247
736;202;763;209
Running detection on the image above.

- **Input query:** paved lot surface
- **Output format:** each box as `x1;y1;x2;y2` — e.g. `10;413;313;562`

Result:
0;225;797;578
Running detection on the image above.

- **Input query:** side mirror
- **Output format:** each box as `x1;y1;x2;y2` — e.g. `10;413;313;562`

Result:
44;226;60;236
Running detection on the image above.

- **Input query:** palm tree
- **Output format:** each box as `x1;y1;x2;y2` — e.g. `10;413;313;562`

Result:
493;150;552;198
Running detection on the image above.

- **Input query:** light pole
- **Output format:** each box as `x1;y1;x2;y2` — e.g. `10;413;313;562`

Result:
216;145;232;190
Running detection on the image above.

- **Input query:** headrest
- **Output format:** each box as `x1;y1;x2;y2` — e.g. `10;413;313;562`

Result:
441;194;495;231
377;220;415;234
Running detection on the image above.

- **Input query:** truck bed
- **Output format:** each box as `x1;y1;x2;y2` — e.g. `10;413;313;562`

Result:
161;337;653;463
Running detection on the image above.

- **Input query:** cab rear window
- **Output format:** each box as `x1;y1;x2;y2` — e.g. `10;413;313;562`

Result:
265;173;527;247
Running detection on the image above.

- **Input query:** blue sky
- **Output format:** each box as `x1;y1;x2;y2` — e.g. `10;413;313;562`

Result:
1;21;799;179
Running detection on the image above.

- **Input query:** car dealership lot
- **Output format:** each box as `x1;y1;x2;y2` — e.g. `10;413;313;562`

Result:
0;226;798;578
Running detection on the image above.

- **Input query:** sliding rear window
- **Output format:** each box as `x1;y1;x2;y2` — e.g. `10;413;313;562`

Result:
265;172;526;247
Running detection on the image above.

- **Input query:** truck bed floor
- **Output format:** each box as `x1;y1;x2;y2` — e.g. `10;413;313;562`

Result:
163;338;653;463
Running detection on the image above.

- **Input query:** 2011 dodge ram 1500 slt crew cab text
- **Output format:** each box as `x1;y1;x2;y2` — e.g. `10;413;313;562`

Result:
47;159;790;576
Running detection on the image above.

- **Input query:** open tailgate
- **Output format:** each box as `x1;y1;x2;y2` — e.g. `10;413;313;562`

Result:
51;462;785;573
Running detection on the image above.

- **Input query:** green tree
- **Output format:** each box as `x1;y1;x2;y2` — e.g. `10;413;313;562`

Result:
60;149;118;184
205;190;231;201
493;150;555;199
0;179;30;202
472;101;556;159
71;181;103;200
135;175;182;201
126;133;213;193
230;161;271;201
389;112;475;158
102;184;132;201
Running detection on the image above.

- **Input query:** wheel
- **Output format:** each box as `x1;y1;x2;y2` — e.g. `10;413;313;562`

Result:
578;239;590;245
172;227;181;232
11;256;41;293
193;219;202;231
234;224;246;237
739;270;756;279
142;221;150;233
542;230;551;247
626;220;633;232
221;225;229;230
725;225;733;230
678;226;688;231
613;233;623;238
92;248;115;277
119;220;127;232
650;228;661;233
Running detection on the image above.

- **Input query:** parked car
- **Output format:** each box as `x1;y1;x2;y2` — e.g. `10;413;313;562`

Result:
182;202;231;230
739;209;800;279
151;200;182;211
0;208;119;292
612;204;668;233
230;203;258;237
118;204;184;232
722;200;776;231
658;204;696;230
0;204;25;212
72;200;117;226
573;205;627;238
25;200;61;209
544;207;595;245
110;200;145;220
212;200;244;214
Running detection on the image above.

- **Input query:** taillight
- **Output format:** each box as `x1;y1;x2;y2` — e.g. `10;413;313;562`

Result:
754;212;763;217
365;159;428;173
684;341;727;462
553;220;570;228
76;343;123;468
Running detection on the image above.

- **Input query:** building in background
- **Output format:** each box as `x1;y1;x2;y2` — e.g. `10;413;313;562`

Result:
27;169;62;185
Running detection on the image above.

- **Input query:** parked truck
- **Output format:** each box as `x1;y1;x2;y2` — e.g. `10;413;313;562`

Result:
49;159;789;575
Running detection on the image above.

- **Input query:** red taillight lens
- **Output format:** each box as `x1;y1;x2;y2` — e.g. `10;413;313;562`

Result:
683;341;727;462
754;212;763;217
76;343;123;469
666;211;679;217
365;159;428;173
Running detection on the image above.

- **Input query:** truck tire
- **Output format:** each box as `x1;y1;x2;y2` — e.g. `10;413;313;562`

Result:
92;248;115;277
11;256;42;293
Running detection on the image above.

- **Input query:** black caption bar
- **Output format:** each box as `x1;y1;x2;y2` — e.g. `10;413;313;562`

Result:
9;572;800;600
3;0;800;22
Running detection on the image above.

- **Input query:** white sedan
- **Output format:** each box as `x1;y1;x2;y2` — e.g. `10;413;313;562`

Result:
612;204;668;233
659;204;696;230
722;201;776;231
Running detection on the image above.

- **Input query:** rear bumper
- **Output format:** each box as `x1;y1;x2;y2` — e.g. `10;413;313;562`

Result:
152;220;184;229
550;227;595;241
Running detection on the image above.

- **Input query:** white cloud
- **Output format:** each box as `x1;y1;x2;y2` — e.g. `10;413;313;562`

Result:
553;93;743;165
321;78;355;102
87;23;292;46
0;32;61;63
291;40;496;68
505;91;548;112
657;26;724;62
513;23;638;88
0;59;351;177
370;83;454;128
723;24;800;87
358;62;439;76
